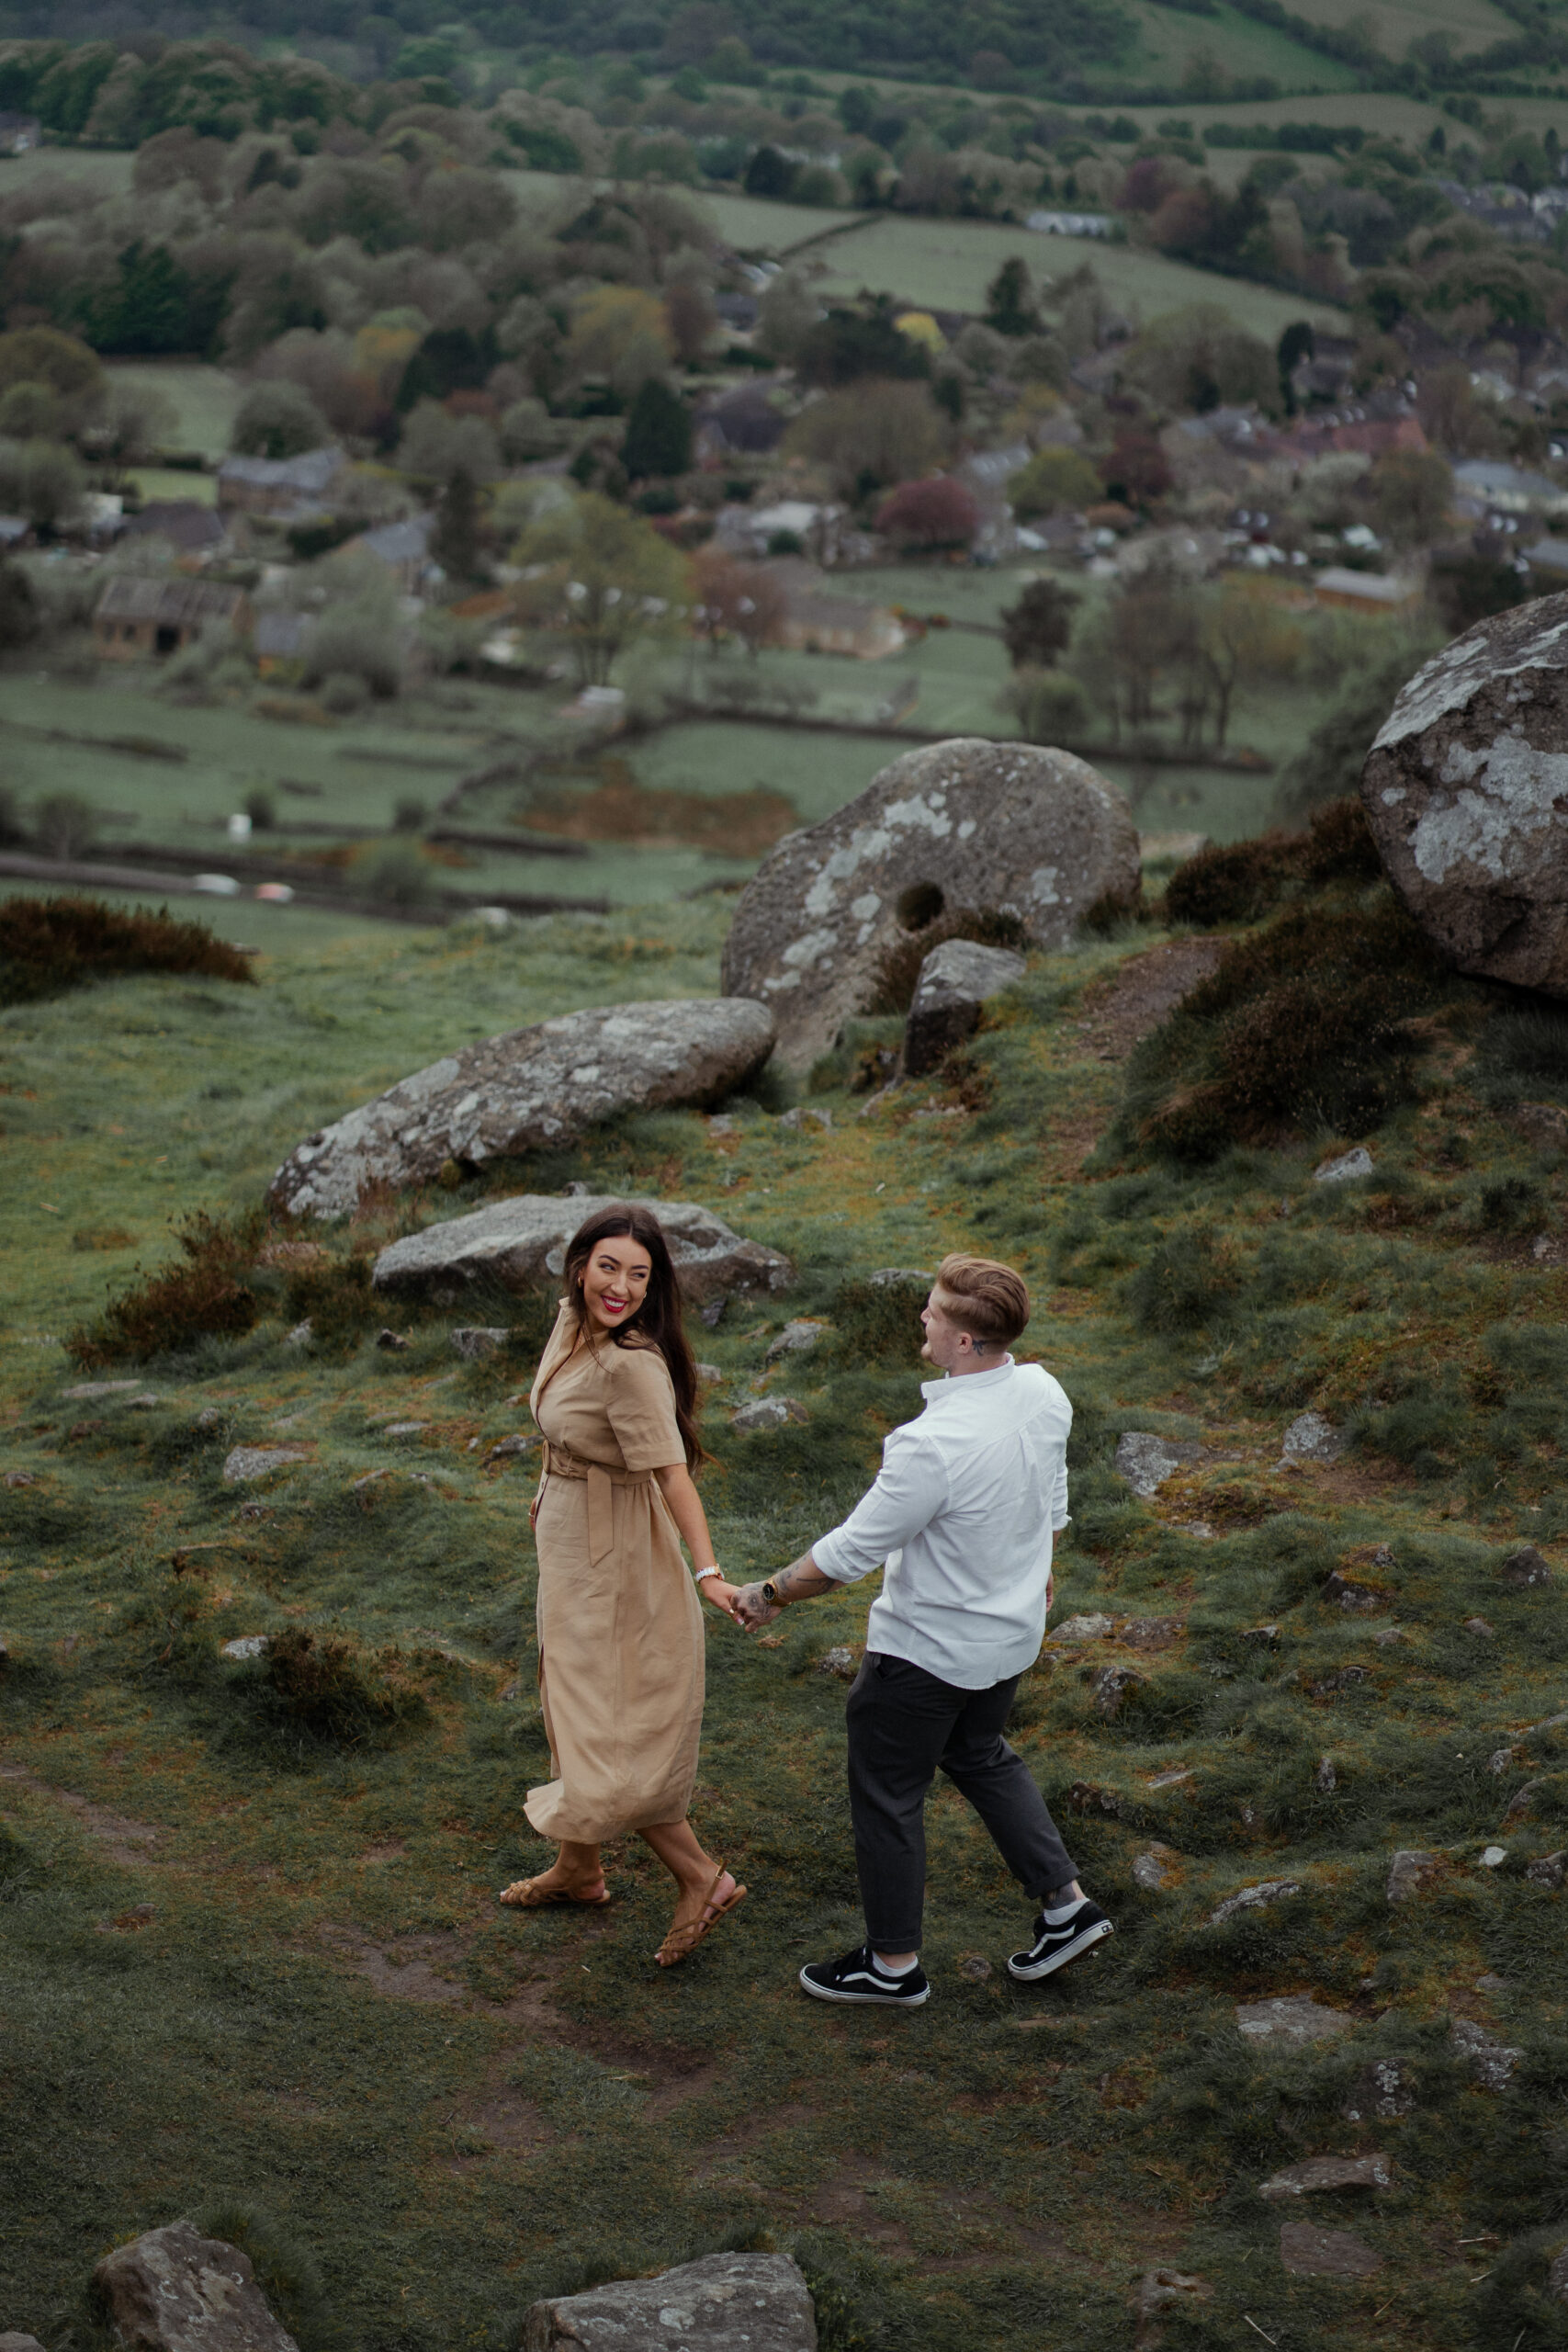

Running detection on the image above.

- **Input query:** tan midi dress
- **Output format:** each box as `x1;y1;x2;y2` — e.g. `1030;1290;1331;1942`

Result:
524;1303;705;1843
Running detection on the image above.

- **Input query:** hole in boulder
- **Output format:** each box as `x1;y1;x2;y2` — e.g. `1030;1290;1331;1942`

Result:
897;882;945;932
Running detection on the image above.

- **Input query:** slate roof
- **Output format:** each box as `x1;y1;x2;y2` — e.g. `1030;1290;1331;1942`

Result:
96;577;246;627
218;446;344;495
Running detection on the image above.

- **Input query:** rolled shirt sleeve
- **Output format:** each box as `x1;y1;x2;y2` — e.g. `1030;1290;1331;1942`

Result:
1053;1457;1069;1532
812;1429;951;1585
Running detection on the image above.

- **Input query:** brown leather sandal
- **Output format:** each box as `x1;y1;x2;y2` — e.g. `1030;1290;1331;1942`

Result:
498;1875;612;1909
655;1864;748;1966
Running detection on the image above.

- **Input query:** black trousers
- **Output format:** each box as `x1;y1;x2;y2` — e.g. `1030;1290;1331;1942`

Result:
844;1650;1078;1951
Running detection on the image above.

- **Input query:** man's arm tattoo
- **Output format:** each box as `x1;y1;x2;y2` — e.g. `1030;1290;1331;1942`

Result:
773;1550;836;1602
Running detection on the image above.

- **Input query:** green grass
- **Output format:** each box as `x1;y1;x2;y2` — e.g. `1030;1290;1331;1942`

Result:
810;215;1345;334
1124;0;1363;91
0;146;135;198
1269;0;1516;55
5;866;1568;2352
104;364;242;462
123;468;220;507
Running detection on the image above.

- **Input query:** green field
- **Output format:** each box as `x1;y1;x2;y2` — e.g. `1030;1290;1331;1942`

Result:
1277;0;1517;54
809;214;1345;334
0;145;134;198
1126;0;1360;92
105;364;242;462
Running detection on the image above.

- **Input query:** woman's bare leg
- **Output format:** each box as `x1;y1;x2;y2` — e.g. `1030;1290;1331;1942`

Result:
500;1838;606;1902
639;1818;738;1955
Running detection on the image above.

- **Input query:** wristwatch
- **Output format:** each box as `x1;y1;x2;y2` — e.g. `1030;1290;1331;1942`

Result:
761;1578;782;1606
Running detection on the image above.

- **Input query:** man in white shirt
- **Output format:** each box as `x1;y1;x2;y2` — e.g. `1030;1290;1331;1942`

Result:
734;1253;1113;2007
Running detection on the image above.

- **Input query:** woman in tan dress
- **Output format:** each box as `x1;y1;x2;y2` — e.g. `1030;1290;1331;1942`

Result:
498;1204;747;1965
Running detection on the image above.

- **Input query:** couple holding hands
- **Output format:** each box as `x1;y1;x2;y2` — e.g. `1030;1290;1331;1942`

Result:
499;1204;1113;2005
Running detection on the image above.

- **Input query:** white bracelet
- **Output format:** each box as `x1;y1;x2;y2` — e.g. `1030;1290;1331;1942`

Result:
694;1566;722;1584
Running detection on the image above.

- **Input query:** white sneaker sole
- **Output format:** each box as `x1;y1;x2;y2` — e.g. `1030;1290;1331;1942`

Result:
1007;1917;1114;1982
798;1968;931;2006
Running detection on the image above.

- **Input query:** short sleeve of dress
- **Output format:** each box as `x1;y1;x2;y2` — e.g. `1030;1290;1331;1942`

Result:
604;1343;685;1471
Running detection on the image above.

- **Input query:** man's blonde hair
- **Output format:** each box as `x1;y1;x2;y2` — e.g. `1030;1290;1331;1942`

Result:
935;1253;1030;1351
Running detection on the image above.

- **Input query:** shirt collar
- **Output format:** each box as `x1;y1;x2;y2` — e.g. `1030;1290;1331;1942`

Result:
920;1354;1016;1403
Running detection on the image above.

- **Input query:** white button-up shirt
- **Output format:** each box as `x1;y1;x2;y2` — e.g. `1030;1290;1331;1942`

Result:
812;1356;1072;1690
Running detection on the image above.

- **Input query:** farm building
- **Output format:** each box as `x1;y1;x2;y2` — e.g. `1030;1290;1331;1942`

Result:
0;114;40;153
94;576;252;660
217;446;344;518
346;512;436;591
1314;568;1422;616
772;559;906;658
1452;459;1568;521
122;501;227;557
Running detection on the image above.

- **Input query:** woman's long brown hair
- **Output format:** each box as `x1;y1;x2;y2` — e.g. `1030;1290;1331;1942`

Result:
560;1204;707;1468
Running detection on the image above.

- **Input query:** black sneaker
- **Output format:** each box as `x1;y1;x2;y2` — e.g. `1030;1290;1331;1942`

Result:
799;1944;931;2007
1008;1899;1114;1982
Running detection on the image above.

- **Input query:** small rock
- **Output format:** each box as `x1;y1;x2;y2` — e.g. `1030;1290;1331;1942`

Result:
1549;2247;1568;2301
1476;1973;1507;1991
1387;1848;1441;1903
1281;1410;1346;1466
1241;1623;1280;1646
0;2335;49;2352
1132;1844;1181;1892
1122;1615;1185;1649
765;1319;825;1363
731;1396;807;1432
485;1434;541;1463
1145;1765;1192;1790
699;1298;726;1329
1312;1147;1374;1186
1209;1881;1303;1928
1371;1544;1395;1566
1527;1850;1565;1889
1052;1612;1113;1643
284;1320;313;1349
451;1327;511;1360
521;2253;816;2352
1279;2221;1382;2278
905;938;1029;1076
1114;1431;1202;1498
376;1329;410;1351
818;1645;857;1679
869;1266;935;1287
351;1470;391;1491
1498;1545;1554;1588
220;1635;270;1660
222;1446;307;1485
1068;1781;1125;1815
4;1471;37;1488
383;1421;427;1438
1311;1665;1370;1696
1372;1625;1407;1646
1342;2059;1415;2121
194;1406;224;1429
957;1953;993;1981
499;1678;525;1701
777;1104;832;1131
1504;1777;1546;1823
1316;1756;1337;1792
1322;1570;1380;1611
62;1380;144;1399
1259;2154;1392;2201
93;2221;300;2352
1134;2268;1210;2347
1450;2013;1520;2090
1092;1663;1144;1719
695;1363;723;1384
1488;1746;1518;1773
1480;1844;1508;1869
1464;1615;1495;1638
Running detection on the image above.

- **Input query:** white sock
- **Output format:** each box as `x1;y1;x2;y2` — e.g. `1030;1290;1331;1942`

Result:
874;1951;919;1975
1043;1896;1084;1925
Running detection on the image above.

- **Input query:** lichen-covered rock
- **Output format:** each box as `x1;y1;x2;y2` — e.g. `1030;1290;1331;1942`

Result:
904;938;1028;1076
93;2222;299;2352
1235;1994;1352;2047
521;2253;817;2352
1259;2154;1391;2200
372;1195;791;1308
1361;594;1568;994
269;999;776;1217
722;739;1138;1066
1279;2222;1382;2278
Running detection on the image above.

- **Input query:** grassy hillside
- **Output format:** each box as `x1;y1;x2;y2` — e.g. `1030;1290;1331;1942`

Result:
102;365;241;464
5;846;1568;2352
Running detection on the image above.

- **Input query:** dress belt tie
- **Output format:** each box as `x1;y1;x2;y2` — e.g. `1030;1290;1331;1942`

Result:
542;1441;654;1566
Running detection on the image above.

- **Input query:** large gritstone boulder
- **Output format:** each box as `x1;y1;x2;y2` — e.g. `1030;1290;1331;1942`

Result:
721;739;1139;1066
92;2222;299;2352
1361;594;1568;994
522;2253;818;2351
268;999;775;1218
372;1193;791;1307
